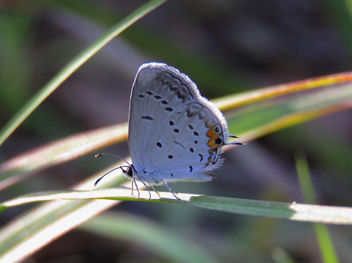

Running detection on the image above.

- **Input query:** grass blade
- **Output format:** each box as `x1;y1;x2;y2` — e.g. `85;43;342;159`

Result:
0;0;166;146
0;123;127;190
214;71;352;110
1;188;352;225
296;155;340;263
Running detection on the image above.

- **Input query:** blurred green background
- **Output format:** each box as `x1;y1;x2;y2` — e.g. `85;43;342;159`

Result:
0;1;352;262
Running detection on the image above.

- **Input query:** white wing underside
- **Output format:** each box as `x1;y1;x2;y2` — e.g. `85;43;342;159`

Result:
128;63;229;185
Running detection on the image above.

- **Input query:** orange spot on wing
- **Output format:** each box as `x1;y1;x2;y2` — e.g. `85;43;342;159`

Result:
206;126;222;153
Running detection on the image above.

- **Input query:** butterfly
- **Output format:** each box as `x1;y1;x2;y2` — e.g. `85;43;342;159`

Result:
95;62;242;199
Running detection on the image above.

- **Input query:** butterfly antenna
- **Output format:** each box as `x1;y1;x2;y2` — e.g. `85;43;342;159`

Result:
227;134;247;145
94;166;128;187
228;141;245;146
95;153;131;166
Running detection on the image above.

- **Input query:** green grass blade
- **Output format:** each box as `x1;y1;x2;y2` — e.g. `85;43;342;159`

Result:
0;0;166;146
314;224;340;263
296;155;340;263
80;212;220;263
1;177;350;261
1;188;352;224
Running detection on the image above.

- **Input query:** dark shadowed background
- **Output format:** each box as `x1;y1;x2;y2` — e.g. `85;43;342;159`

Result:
1;1;352;262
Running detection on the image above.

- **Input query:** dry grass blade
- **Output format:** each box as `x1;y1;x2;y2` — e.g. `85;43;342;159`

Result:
0;123;127;190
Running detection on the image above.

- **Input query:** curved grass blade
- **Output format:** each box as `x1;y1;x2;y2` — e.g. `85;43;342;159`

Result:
227;84;352;143
0;0;166;146
235;101;352;144
1;159;351;263
1;188;352;225
0;123;127;190
214;71;352;110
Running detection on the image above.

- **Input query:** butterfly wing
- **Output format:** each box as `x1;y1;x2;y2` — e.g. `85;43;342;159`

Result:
128;63;229;184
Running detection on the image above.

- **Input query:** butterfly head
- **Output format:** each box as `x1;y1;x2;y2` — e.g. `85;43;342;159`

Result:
122;165;134;179
94;153;135;186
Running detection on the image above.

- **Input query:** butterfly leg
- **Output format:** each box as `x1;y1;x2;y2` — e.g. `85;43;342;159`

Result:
131;180;135;196
150;185;161;197
137;177;152;200
132;177;140;198
161;179;181;200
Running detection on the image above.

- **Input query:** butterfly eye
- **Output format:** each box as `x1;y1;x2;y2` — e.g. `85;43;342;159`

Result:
123;167;133;179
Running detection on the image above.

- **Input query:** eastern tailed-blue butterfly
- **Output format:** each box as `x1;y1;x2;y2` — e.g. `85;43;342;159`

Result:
95;62;243;199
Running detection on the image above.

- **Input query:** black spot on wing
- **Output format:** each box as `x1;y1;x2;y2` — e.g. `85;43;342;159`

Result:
199;154;203;162
174;140;185;148
141;116;153;120
165;107;173;112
